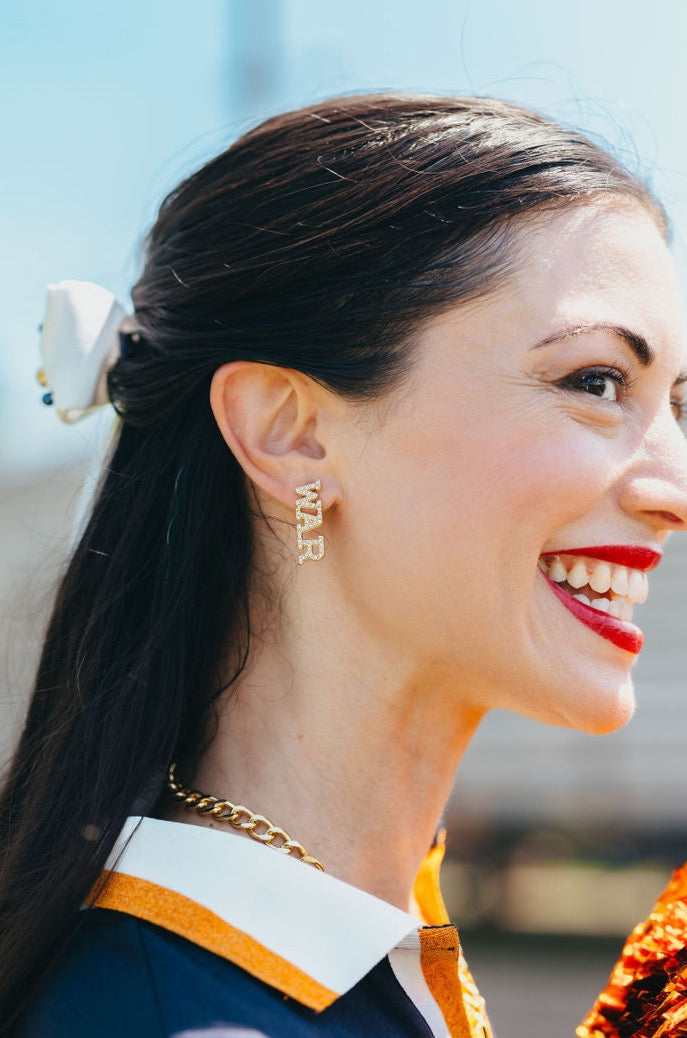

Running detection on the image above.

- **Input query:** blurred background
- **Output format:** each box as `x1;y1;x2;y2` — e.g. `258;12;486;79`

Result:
2;2;687;1035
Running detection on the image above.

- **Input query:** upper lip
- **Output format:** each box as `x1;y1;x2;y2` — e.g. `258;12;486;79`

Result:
539;545;663;572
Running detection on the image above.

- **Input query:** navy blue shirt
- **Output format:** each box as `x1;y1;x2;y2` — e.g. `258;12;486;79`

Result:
16;909;435;1037
13;817;491;1038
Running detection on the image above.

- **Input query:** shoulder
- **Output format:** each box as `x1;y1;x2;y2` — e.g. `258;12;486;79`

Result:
13;909;289;1038
14;910;163;1037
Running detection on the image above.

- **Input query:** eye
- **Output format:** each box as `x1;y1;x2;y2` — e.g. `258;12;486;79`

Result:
559;366;629;402
671;398;685;423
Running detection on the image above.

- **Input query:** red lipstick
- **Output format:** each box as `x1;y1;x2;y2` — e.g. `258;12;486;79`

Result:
541;545;662;571
543;574;643;654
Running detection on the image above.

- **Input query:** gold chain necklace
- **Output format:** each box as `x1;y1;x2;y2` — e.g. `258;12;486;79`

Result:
165;763;325;871
166;769;489;1033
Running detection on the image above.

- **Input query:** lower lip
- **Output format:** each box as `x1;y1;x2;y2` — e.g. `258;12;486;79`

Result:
543;574;643;654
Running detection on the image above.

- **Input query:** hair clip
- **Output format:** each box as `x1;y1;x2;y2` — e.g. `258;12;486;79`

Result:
37;281;130;423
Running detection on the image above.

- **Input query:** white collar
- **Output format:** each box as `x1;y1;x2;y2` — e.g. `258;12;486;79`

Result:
102;816;422;1002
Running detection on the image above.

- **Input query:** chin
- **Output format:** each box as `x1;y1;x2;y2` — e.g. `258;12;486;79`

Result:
559;674;637;736
502;664;637;736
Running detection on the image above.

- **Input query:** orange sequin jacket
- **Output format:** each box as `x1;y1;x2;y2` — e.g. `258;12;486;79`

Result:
578;864;687;1038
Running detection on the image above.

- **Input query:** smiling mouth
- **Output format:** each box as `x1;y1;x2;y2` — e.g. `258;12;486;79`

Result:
537;546;662;654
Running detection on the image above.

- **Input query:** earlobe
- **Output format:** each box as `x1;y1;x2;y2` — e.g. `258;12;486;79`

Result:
209;361;339;511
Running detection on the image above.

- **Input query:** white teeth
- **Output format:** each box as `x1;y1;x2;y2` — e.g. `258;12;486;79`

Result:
568;560;590;589
610;566;629;597
606;599;623;619
574;595;633;623
549;559;568;583
606;598;634;622
628;569;648;604
540;553;650;617
573;594;618;618
589;563;612;595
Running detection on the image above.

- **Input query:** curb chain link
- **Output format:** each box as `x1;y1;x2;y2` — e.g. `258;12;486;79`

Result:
166;763;325;872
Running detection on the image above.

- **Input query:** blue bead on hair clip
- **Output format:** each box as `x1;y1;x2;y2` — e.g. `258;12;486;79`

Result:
36;368;53;406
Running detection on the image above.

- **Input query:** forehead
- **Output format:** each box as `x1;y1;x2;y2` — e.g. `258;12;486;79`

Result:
506;202;686;346
406;201;687;391
414;202;687;375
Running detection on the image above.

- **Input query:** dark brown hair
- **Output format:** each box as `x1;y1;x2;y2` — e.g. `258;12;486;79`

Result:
0;93;666;1027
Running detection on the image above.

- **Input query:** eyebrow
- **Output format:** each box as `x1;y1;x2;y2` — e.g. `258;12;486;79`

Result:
531;322;655;367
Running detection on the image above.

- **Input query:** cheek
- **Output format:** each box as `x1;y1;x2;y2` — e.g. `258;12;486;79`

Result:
516;432;619;526
341;401;619;627
403;412;614;551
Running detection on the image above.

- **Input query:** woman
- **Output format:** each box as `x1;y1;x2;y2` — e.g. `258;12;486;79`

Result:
1;94;686;1037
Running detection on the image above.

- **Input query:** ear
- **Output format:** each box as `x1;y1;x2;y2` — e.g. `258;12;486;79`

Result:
209;361;342;511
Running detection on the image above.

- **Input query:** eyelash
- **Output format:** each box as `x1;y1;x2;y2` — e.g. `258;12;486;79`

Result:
559;366;686;424
559;365;632;403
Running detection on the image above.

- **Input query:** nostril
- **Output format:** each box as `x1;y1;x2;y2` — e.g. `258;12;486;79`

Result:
655;511;685;527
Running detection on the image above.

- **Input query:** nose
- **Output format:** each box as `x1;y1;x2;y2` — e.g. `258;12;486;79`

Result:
619;410;687;533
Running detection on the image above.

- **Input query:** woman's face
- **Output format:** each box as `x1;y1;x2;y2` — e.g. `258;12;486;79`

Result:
336;203;687;734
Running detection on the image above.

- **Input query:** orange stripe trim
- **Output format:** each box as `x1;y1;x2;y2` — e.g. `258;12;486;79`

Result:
92;871;338;1012
419;927;473;1038
413;833;450;926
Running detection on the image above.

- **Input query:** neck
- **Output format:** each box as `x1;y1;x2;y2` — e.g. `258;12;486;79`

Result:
169;611;483;912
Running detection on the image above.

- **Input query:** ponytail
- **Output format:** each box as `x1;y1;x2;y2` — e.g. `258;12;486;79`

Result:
0;406;251;1024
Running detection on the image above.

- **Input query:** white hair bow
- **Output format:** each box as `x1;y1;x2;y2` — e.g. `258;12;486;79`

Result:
37;280;131;423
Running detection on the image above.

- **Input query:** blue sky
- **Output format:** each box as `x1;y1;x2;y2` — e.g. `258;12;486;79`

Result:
3;0;686;471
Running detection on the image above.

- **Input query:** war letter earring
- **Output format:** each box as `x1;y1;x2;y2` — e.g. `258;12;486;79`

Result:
295;480;325;564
